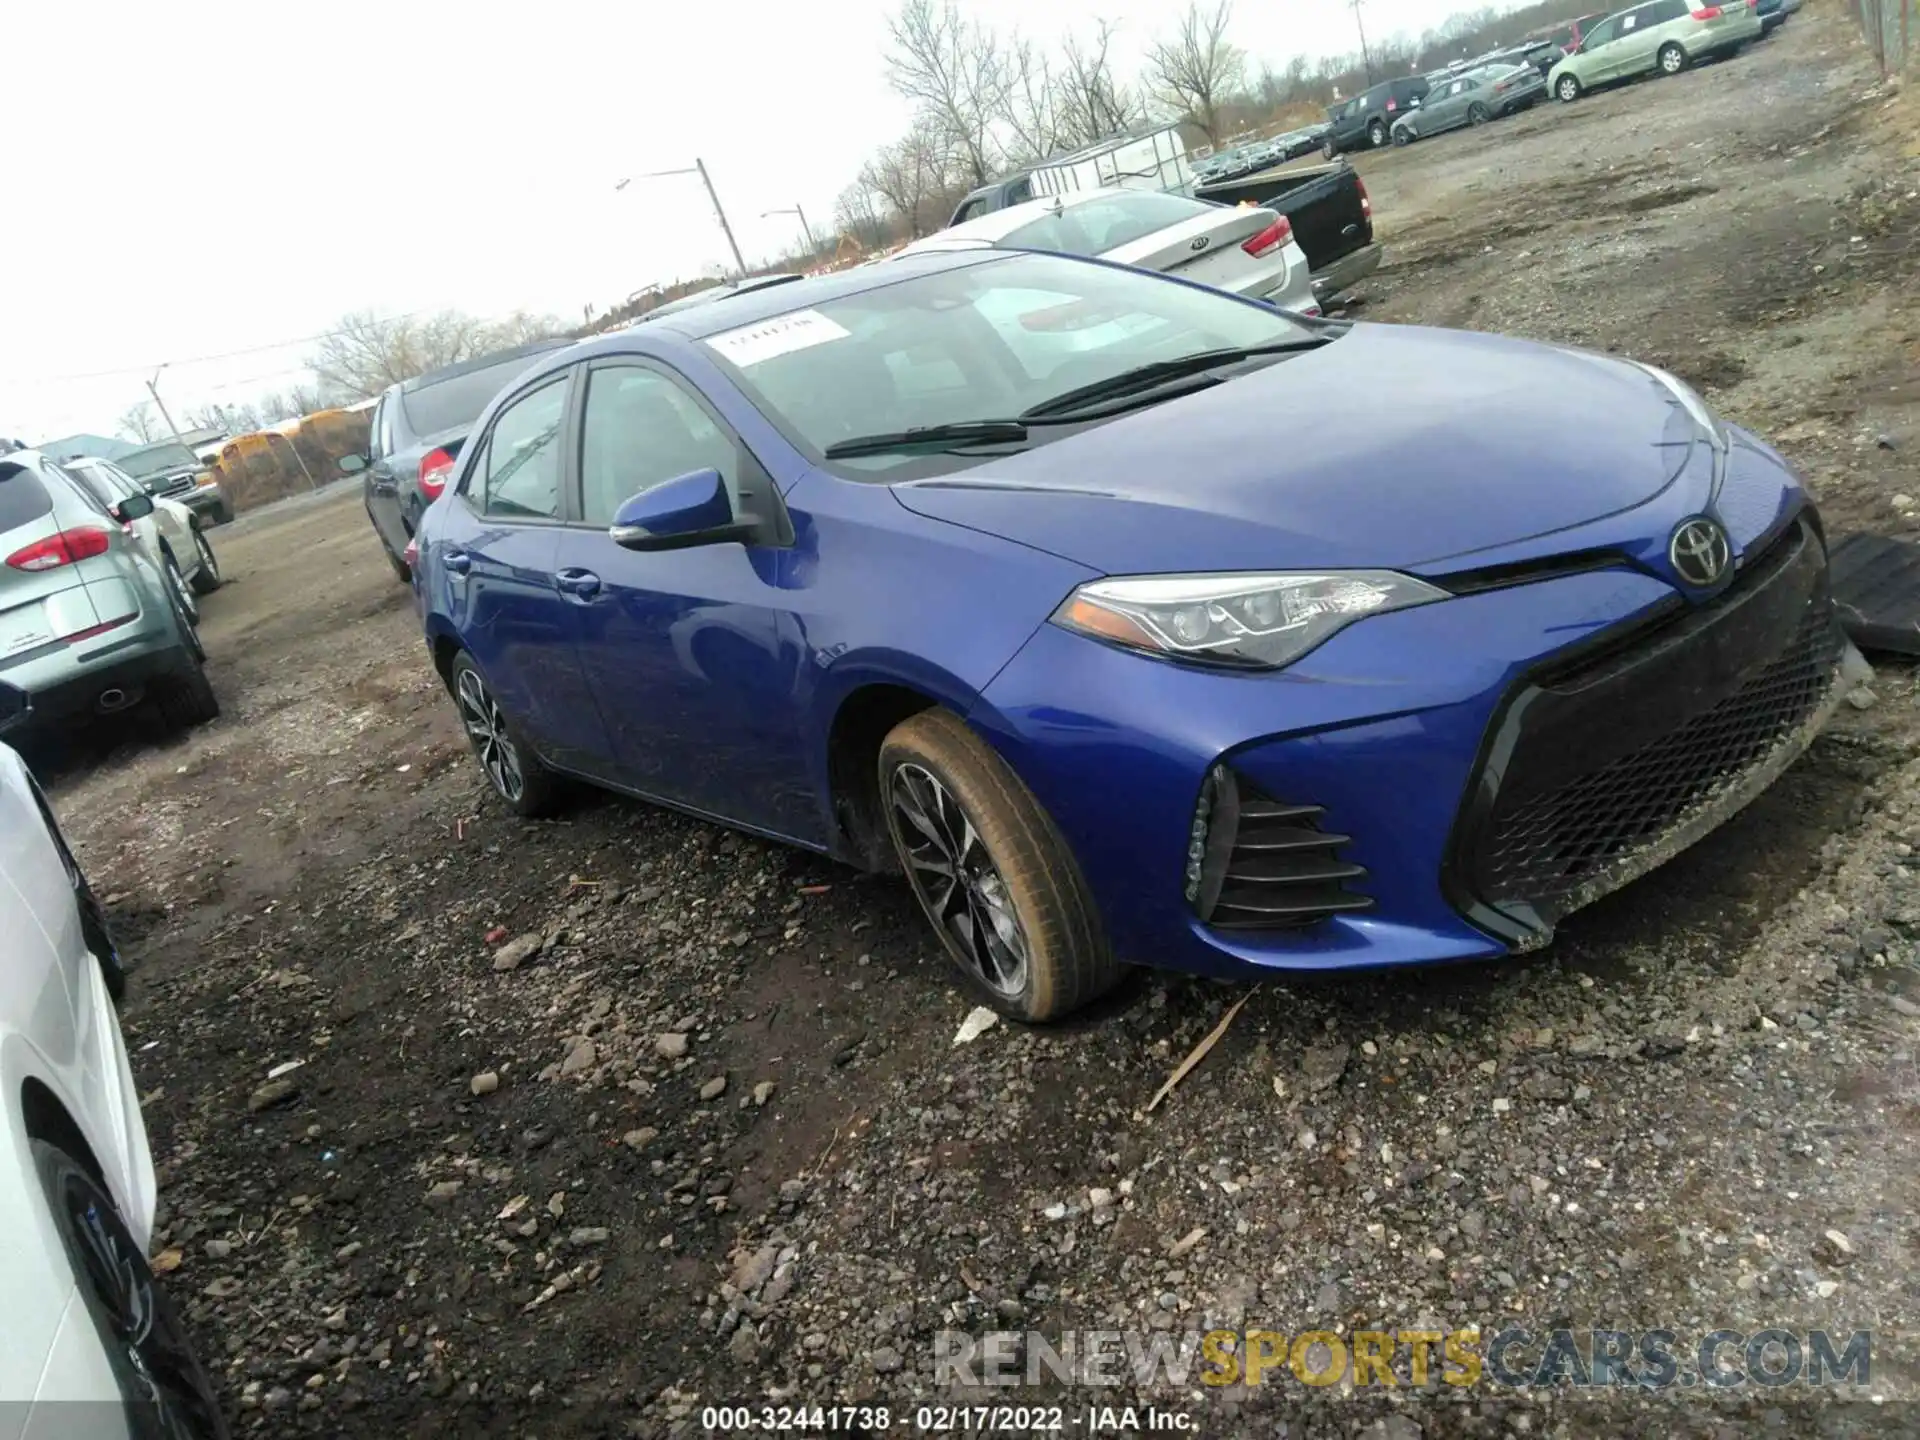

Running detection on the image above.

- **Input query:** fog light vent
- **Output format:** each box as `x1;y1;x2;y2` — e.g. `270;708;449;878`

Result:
1191;768;1374;929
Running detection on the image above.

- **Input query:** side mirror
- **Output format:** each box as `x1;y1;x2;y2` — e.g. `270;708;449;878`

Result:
608;468;753;552
337;453;367;474
114;492;155;521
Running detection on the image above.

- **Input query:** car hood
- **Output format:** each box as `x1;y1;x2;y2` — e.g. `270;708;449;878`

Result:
889;324;1697;576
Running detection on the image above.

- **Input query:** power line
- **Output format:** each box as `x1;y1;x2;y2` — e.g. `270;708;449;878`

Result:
2;308;437;387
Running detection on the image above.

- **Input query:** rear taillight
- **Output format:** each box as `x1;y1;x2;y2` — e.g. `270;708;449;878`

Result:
1691;5;1722;15
6;527;111;572
1241;216;1294;257
1356;175;1372;219
418;449;456;502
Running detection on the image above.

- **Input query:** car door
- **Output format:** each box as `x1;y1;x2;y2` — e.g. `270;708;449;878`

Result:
437;371;613;776
1574;13;1624;76
558;358;817;841
364;390;408;555
1608;3;1662;74
1429;78;1471;131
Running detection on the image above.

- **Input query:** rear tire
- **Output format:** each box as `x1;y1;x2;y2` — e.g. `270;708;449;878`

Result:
161;550;197;626
1322;138;1337;159
187;528;222;595
879;708;1118;1023
33;1140;230;1438
1367;118;1388;147
1659;41;1687;73
449;651;562;818
147;651;219;734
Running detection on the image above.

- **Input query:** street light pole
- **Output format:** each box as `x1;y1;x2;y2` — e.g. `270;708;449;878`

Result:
1350;0;1376;85
145;365;188;446
616;159;746;277
762;204;818;252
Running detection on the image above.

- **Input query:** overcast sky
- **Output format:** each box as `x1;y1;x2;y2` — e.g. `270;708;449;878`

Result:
5;0;1472;441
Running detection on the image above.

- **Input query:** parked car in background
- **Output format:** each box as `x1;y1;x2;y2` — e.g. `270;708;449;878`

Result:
1193;161;1380;305
947;127;1196;227
1194;143;1263;184
1391;63;1547;143
1755;0;1790;35
1550;0;1762;99
412;249;1850;1024
0;452;215;740
0;721;229;1434
111;440;233;527
64;455;222;615
1323;76;1432;153
1267;126;1330;162
352;339;572;581
899;188;1320;316
1534;11;1615;53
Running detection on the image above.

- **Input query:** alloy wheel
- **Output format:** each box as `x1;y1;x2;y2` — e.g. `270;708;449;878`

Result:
167;560;197;625
1661;46;1685;72
889;762;1030;998
195;532;219;580
57;1171;223;1437
1558;76;1579;100
456;668;525;803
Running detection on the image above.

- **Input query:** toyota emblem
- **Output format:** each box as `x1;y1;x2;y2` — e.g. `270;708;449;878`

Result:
1668;517;1731;588
1189;236;1211;251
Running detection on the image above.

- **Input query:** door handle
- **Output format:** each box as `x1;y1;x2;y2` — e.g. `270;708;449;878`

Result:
444;551;471;576
555;568;602;600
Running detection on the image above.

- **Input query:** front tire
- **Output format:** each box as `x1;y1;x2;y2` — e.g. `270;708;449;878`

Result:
1467;102;1490;125
449;651;561;817
1659;42;1687;73
161;550;197;626
1556;74;1582;101
187;528;221;595
33;1140;230;1438
1391;125;1413;146
879;709;1118;1022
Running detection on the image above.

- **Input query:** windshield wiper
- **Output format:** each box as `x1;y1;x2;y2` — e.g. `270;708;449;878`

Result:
1018;336;1335;421
823;420;1029;459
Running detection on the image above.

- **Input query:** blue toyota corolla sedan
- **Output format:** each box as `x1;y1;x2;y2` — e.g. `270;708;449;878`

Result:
410;248;1852;1021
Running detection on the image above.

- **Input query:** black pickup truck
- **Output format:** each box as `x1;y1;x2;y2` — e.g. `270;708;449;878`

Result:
1193;160;1381;305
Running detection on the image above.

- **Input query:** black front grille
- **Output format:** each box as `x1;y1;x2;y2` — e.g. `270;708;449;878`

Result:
1459;515;1843;918
1208;784;1374;930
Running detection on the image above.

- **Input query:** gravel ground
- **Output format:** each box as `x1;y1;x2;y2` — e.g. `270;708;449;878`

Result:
31;9;1920;1437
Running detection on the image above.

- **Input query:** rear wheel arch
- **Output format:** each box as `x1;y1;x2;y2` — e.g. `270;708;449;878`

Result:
20;1078;108;1191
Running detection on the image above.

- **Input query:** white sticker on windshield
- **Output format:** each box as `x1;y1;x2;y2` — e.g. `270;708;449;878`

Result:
705;309;850;367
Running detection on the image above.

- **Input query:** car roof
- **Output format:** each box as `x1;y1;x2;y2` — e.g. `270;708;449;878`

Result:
399;338;575;395
641;273;807;321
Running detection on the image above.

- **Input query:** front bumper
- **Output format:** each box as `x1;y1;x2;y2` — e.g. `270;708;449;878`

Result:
972;438;1840;980
1311;243;1382;303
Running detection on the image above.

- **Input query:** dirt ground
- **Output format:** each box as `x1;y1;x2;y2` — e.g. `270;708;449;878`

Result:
36;10;1920;1436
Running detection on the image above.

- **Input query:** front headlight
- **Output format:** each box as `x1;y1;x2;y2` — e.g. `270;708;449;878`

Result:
1635;363;1728;452
1052;570;1448;670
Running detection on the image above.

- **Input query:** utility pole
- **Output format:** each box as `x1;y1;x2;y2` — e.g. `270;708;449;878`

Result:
1350;0;1376;85
145;365;188;445
695;158;747;276
615;160;746;278
762;204;818;253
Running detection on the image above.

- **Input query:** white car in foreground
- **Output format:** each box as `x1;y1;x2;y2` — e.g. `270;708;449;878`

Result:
897;186;1320;317
0;712;226;1437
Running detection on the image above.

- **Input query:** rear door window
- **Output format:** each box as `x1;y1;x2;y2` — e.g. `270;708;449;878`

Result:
0;464;53;533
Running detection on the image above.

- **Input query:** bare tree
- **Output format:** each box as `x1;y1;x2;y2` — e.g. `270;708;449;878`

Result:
308;309;566;400
859;120;958;238
884;0;1008;187
1058;20;1143;147
833;182;892;250
1144;0;1247;144
118;402;160;443
1005;39;1064;163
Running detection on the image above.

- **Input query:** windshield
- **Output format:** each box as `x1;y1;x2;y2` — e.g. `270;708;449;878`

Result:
400;353;549;437
705;252;1317;478
1002;194;1219;256
117;442;199;480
